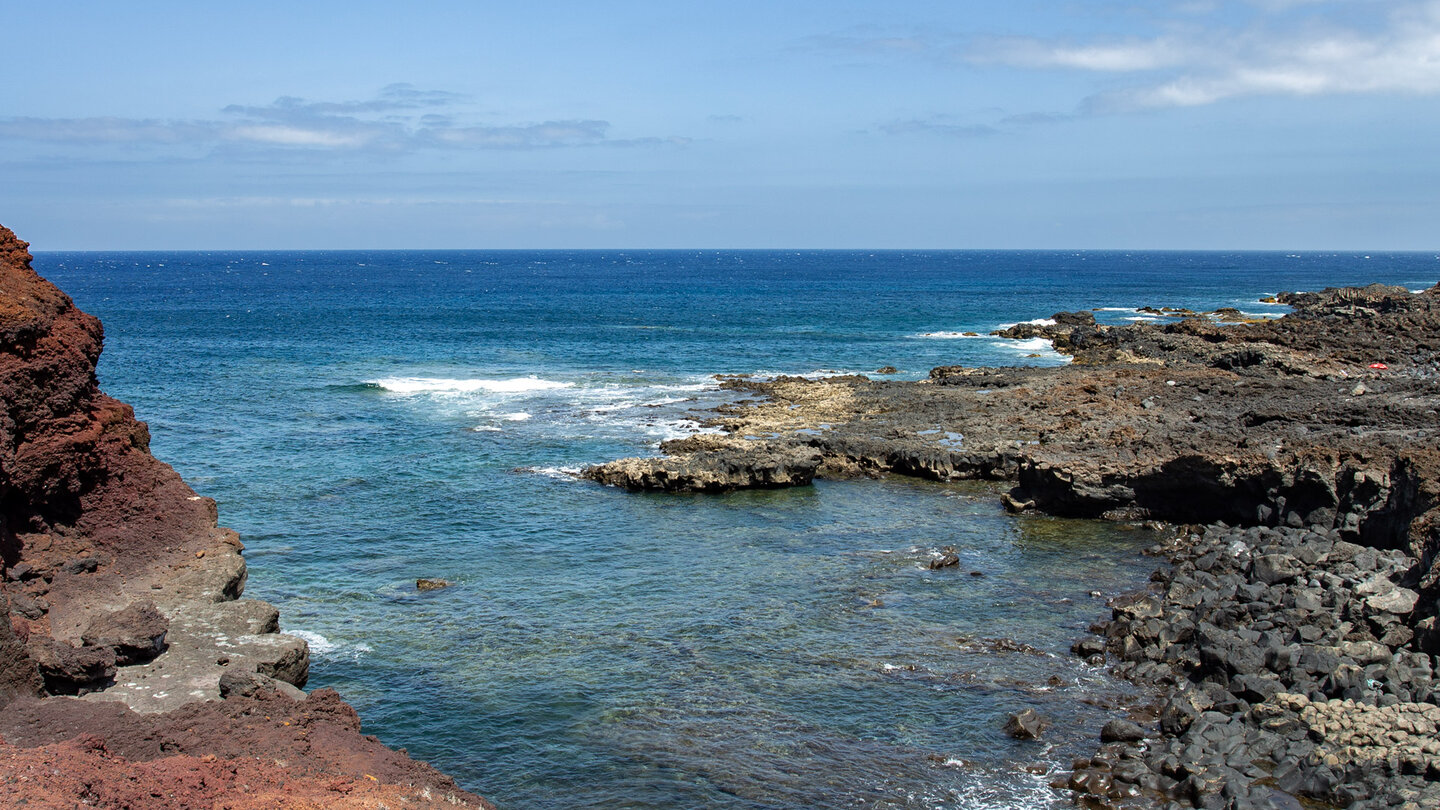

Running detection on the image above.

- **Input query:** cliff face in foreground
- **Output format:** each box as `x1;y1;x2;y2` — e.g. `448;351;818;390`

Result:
0;224;488;808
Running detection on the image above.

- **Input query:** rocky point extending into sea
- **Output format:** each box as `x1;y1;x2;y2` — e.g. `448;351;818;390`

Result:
0;224;490;808
587;282;1440;809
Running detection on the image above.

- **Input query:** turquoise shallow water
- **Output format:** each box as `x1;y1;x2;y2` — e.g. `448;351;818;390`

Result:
36;249;1439;808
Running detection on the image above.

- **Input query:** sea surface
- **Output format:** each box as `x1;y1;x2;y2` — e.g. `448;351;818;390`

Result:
37;250;1439;809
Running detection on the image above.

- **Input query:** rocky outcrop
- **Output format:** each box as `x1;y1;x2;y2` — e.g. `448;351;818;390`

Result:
585;434;823;491
0;224;487;807
588;278;1440;808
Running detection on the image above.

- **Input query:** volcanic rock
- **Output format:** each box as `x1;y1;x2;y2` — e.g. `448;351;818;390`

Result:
1004;708;1049;739
81;600;168;665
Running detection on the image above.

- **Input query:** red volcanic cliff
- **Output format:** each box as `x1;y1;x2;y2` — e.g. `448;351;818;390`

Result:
0;224;489;808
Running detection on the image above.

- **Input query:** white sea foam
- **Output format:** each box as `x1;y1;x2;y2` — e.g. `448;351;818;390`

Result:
525;465;583;480
997;337;1057;353
913;331;983;339
500;412;533;421
948;769;1063;810
289;629;336;656
1093;307;1136;312
1125;316;1162;322
470;425;502;432
993;317;1057;330
371;376;572;394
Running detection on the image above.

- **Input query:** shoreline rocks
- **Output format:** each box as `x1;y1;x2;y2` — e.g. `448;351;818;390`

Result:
1067;521;1440;808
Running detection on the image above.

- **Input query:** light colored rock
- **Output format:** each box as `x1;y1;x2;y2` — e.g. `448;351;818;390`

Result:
1367;587;1419;615
81;597;307;714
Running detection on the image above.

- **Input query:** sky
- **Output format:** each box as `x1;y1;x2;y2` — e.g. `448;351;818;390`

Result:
1;0;1438;249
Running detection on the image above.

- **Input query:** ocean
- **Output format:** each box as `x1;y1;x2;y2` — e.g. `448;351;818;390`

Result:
37;249;1439;809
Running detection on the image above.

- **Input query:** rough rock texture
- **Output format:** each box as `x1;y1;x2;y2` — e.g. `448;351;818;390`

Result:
590;279;1440;808
0;688;487;808
586;434;824;491
1065;522;1440;808
0;224;487;807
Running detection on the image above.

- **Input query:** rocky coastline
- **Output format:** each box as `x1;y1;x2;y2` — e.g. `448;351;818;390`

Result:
0;225;489;808
586;282;1440;808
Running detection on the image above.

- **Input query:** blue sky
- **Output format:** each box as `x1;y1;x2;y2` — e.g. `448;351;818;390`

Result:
2;1;1437;249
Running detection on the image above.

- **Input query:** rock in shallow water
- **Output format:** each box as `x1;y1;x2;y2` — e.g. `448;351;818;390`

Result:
1004;708;1050;740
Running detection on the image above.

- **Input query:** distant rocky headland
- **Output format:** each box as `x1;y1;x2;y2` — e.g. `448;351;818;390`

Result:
588;281;1440;808
0;225;489;808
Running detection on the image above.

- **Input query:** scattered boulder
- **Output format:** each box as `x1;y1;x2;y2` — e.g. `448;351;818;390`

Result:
1099;719;1146;743
30;639;116;693
218;669;303;701
927;548;959;569
1004;708;1050;740
417;578;451;592
81;601;169;665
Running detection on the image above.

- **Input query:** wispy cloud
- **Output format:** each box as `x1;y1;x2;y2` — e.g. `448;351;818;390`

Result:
813;0;1440;111
880;118;999;138
0;84;686;155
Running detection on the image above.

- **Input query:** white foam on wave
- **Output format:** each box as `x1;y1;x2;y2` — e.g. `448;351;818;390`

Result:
1125;316;1162;322
470;424;502;432
500;412;532;421
913;331;983;339
997;337;1058;353
371;376;572;394
1093;307;1136;312
948;768;1064;810
291;628;370;659
994;317;1057;330
289;629;335;655
524;465;583;480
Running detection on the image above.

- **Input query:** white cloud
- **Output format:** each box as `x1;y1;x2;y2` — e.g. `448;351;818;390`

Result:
809;1;1440;111
0;86;685;155
990;0;1440;109
971;37;1192;72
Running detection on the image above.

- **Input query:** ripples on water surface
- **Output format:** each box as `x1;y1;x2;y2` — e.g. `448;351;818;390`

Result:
37;249;1439;808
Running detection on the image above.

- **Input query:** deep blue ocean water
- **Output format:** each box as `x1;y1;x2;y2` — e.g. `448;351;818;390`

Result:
35;250;1439;809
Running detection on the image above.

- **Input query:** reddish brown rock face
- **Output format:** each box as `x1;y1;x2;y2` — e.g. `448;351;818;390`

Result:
0;225;489;806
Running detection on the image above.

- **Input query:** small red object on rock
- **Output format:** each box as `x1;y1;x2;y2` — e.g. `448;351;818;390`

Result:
1368;362;1389;370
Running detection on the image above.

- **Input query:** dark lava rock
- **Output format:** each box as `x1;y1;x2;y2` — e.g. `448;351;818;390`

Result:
416;578;452;592
62;556;101;575
0;596;43;708
1004;708;1050;740
584;439;823;492
218;669;294;700
875;366;899;374
927;549;960;569
30;639;116;693
81;601;169;666
9;592;46;620
1100;719;1147;743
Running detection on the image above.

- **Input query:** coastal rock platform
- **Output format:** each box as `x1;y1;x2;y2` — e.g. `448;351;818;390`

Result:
0;225;488;808
589;281;1440;808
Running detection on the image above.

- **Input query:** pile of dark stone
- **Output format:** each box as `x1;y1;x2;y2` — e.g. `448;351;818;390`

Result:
1064;523;1439;809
